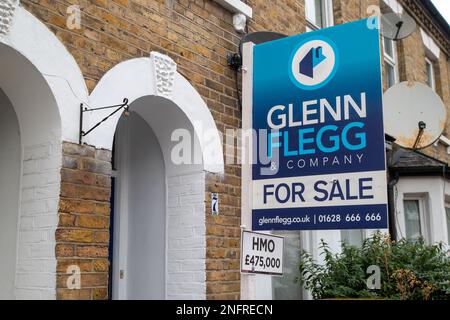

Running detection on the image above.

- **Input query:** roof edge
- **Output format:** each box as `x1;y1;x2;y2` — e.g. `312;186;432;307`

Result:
419;0;450;41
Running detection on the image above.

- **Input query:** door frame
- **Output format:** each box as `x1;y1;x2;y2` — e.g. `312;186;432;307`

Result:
111;118;131;300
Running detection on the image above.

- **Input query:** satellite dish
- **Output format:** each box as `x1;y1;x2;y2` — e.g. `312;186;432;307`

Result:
383;82;446;150
381;12;416;40
239;31;287;56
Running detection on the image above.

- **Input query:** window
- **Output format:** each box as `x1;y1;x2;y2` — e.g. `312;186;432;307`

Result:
305;0;324;28
383;37;398;89
383;36;394;57
404;199;422;240
425;57;435;90
305;0;333;30
341;229;364;247
272;231;302;300
445;206;450;245
385;62;396;88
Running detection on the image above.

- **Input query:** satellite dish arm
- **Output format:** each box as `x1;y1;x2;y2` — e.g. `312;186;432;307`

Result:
394;21;404;40
412;121;426;149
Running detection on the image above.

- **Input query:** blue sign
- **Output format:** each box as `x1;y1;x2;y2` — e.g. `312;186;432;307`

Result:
252;19;388;231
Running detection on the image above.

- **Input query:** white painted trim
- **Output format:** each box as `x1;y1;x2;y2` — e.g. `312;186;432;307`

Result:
443;203;450;245
382;0;403;15
425;56;435;91
325;0;334;27
240;41;254;300
112;118;130;300
434;135;450;154
396;177;448;244
420;28;440;60
402;195;430;242
305;0;334;30
213;0;252;18
439;135;450;146
382;37;399;87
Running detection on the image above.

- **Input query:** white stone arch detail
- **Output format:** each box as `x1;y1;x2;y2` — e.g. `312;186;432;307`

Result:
0;7;88;299
1;6;89;143
88;55;224;174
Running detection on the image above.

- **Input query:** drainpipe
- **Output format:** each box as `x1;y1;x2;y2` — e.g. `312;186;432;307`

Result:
387;171;399;241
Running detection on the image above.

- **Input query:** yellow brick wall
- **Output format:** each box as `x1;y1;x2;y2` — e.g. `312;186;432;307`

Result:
56;142;112;299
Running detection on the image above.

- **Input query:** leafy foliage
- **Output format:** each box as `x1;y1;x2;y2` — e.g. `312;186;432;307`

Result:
297;232;450;300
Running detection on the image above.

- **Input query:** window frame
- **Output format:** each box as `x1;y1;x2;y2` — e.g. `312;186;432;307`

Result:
444;203;450;245
305;0;334;31
425;56;435;91
340;229;364;247
402;195;429;242
382;36;399;88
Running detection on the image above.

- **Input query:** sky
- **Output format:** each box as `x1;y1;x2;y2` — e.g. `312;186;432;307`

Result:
431;0;450;25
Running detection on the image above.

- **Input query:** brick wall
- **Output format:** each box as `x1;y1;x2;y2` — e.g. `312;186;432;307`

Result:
19;0;450;300
205;172;240;299
55;142;111;300
247;0;306;35
15;140;61;299
395;0;450;162
167;171;207;299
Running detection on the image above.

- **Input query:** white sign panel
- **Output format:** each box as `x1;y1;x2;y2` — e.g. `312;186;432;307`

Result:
240;230;284;275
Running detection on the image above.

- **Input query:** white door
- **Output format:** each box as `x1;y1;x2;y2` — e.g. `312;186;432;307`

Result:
112;112;166;299
0;88;21;299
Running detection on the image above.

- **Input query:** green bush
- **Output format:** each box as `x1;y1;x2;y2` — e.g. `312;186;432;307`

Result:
297;232;450;300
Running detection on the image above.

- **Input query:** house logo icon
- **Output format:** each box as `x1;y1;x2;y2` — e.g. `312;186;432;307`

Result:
290;37;338;90
299;46;326;78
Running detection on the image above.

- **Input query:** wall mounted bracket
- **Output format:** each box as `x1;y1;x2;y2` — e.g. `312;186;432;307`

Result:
79;98;129;145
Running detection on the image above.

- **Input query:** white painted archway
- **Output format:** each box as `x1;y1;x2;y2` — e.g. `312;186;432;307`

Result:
1;7;89;143
89;54;224;299
87;54;224;173
0;6;88;299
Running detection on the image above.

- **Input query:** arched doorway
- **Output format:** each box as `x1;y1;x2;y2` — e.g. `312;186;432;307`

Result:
1;6;89;299
109;95;206;299
88;55;224;299
111;111;166;299
0;43;62;299
0;88;21;299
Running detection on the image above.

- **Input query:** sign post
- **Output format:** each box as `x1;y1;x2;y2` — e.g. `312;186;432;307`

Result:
250;19;388;231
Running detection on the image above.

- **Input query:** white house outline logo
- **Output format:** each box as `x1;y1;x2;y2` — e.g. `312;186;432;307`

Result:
290;37;338;90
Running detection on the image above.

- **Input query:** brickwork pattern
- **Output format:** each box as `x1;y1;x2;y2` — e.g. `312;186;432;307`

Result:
15;140;62;299
55;142;111;300
167;171;207;299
